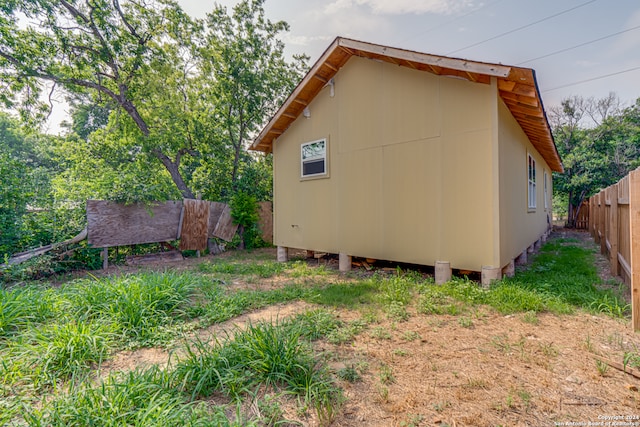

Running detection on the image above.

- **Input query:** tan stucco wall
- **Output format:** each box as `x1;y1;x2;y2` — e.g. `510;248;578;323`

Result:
273;56;502;271
498;99;553;267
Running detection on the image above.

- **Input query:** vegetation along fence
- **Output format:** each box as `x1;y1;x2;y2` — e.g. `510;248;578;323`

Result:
588;167;640;331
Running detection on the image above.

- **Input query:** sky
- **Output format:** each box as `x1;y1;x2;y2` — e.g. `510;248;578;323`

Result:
178;0;640;115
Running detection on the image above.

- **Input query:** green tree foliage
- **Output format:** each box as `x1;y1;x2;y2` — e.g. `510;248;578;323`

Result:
0;0;201;198
0;149;29;257
196;0;308;201
551;94;640;227
0;113;68;257
229;191;260;250
0;0;305;204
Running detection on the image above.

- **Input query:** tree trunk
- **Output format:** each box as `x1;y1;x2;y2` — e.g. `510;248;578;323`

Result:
152;149;195;199
122;99;195;199
237;224;245;250
566;190;576;228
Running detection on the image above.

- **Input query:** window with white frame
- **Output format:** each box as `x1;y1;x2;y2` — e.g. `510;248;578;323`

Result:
544;170;549;209
528;154;536;210
301;139;327;178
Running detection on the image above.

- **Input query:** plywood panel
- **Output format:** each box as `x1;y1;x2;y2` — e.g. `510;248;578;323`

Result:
87;200;182;248
212;204;238;242
179;199;210;251
209;202;227;237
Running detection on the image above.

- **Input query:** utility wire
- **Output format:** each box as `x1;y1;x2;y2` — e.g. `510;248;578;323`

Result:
447;0;598;55
542;65;640;92
517;24;640;65
393;0;506;45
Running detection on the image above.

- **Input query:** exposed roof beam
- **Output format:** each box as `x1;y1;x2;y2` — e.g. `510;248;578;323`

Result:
339;38;512;78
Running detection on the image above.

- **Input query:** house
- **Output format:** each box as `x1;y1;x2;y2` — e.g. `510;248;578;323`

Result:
250;37;563;285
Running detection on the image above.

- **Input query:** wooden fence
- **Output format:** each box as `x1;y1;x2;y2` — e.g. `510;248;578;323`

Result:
575;200;590;230
588;167;640;331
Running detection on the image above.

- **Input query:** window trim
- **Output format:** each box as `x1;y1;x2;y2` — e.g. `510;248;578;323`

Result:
300;138;328;179
528;153;536;211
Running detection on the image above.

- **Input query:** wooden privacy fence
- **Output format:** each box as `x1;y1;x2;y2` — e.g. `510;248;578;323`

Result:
588;167;640;331
575;200;590;230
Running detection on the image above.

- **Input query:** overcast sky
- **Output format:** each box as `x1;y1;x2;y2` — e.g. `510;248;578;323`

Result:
179;0;640;112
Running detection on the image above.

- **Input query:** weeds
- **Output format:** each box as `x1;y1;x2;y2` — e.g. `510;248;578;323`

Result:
596;359;610;376
2;231;634;426
379;363;395;385
23;367;206;427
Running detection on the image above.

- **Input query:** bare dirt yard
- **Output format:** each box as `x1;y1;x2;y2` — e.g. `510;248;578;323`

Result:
100;229;639;426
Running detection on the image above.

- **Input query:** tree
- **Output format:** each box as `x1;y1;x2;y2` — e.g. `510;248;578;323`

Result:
200;0;307;198
0;113;60;256
2;0;308;202
550;94;640;227
0;0;200;198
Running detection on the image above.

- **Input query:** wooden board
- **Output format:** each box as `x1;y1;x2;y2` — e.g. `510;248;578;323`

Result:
212;204;238;242
179;199;211;251
209;202;227;237
258;201;273;244
87;200;182;248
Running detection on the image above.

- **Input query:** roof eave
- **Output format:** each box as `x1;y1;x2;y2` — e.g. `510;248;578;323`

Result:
251;37;564;174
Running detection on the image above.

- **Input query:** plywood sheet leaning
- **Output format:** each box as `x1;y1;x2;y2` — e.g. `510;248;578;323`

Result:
208;202;227;237
258;201;273;244
87;200;183;248
179;199;211;251
212;203;238;242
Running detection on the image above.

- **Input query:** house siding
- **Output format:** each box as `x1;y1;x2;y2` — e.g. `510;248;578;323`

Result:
273;56;503;271
498;98;552;268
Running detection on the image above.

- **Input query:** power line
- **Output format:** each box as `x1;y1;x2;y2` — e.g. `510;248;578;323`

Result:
393;0;506;45
542;65;640;92
446;0;598;55
517;24;640;65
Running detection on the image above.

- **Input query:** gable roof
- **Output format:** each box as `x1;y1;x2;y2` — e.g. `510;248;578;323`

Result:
251;37;563;173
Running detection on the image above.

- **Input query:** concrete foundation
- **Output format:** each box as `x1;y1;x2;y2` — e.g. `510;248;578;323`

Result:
277;246;289;262
481;266;502;287
339;252;352;272
502;260;516;278
435;261;452;284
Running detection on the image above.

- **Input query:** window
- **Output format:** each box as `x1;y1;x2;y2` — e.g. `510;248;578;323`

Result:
544;170;549;209
528;154;536;209
301;139;327;178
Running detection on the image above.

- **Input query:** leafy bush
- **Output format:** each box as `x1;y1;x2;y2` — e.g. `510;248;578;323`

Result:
229;191;263;249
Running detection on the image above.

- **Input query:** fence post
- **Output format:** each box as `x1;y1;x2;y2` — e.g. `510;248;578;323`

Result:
609;186;619;277
588;196;596;238
629;169;640;331
595;194;600;237
600;191;607;255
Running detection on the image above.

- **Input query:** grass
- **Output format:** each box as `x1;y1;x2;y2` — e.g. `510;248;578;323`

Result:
500;240;629;316
22;368;213;427
0;234;632;425
411;238;628;317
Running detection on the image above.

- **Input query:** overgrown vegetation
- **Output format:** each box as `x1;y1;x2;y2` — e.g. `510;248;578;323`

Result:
0;235;631;425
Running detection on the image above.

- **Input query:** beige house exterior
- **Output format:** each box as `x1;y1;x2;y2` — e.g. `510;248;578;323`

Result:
251;37;563;284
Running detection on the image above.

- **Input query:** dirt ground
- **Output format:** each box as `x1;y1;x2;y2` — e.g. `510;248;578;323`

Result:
101;229;640;426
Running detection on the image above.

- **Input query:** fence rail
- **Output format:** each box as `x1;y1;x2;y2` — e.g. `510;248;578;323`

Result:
588;168;640;331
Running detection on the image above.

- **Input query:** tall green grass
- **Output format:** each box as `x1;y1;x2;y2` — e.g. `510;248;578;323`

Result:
500;240;628;316
60;272;198;345
172;317;342;421
0;285;57;338
414;239;628;317
22;368;212;427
